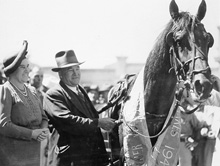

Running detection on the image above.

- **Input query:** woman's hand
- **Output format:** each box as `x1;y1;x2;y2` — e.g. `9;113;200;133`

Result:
31;128;50;142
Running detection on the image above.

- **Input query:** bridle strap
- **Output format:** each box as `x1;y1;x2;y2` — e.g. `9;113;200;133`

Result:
168;16;208;114
169;46;201;114
170;15;210;80
190;16;196;78
98;74;137;114
181;103;201;114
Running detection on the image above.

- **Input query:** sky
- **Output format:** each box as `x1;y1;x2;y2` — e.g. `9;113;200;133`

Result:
0;0;219;69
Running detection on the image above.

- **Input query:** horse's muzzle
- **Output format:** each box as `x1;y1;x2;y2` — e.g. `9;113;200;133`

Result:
193;74;213;100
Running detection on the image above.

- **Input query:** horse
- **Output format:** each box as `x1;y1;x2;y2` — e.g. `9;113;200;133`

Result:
106;0;214;165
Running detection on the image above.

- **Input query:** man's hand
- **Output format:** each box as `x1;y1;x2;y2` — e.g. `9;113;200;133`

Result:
98;118;118;131
201;127;209;136
185;137;198;151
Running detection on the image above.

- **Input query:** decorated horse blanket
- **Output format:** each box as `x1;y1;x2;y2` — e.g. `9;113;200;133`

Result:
120;67;181;166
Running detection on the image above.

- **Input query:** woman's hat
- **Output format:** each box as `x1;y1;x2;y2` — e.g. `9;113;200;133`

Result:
3;41;28;77
52;50;84;72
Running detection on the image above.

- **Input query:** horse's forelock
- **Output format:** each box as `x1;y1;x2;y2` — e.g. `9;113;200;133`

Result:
172;12;199;33
144;12;196;77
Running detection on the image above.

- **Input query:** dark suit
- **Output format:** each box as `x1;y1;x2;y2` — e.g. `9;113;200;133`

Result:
44;81;109;166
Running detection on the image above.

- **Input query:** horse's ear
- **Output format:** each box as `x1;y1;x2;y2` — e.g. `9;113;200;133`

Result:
166;32;174;46
196;0;206;21
169;0;179;21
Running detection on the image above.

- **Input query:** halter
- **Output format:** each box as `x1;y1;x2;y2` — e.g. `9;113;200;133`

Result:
169;16;210;114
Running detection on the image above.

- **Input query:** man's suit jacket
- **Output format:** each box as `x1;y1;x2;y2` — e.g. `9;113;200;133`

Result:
44;81;108;165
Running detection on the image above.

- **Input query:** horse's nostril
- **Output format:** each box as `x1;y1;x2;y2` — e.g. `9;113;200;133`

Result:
194;79;213;99
194;80;203;95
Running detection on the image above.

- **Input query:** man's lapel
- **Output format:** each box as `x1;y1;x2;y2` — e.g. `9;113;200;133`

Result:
59;81;91;117
78;85;99;117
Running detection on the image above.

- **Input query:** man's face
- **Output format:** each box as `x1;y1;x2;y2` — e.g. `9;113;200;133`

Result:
30;71;44;89
60;65;81;87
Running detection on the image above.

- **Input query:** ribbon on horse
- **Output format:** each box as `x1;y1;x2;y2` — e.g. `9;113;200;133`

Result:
121;67;181;166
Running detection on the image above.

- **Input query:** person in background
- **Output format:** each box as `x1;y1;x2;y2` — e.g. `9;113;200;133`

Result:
29;66;60;166
44;50;117;166
182;74;220;166
211;75;220;92
0;66;7;84
95;85;113;117
178;99;203;166
192;75;220;166
193;105;220;166
99;85;112;104
29;66;46;104
0;41;49;166
88;85;99;106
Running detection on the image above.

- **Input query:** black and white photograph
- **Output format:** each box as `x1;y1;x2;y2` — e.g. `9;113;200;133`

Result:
0;0;220;166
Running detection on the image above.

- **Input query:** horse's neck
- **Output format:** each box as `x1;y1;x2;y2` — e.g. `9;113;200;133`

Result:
143;50;176;142
144;49;177;118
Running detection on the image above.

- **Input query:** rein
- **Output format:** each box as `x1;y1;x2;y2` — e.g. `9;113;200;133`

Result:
121;89;183;138
97;74;136;114
102;71;183;139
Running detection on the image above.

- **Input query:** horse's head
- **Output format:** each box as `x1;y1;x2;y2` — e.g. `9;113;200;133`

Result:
166;0;214;103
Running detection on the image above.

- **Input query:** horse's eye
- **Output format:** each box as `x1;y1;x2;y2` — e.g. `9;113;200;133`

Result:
176;39;181;46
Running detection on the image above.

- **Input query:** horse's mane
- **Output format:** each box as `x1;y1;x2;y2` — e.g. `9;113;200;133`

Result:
143;11;197;110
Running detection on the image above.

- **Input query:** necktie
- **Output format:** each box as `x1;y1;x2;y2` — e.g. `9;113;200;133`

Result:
77;88;85;101
37;90;43;104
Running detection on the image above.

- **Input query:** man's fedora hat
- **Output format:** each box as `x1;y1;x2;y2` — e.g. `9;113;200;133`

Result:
3;40;28;77
52;50;84;72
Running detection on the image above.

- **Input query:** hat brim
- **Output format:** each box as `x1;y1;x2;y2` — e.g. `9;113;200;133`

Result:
3;41;28;77
51;61;85;72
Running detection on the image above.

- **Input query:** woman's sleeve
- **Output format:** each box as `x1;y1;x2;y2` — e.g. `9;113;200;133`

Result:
205;89;220;107
0;85;32;140
40;102;49;128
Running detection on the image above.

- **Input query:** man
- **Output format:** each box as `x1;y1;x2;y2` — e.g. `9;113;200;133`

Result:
87;85;99;106
180;75;220;166
0;67;7;84
29;66;46;104
178;99;203;166
44;50;117;166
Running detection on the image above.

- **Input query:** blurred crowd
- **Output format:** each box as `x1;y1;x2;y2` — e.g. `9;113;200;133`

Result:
85;84;113;111
0;65;112;108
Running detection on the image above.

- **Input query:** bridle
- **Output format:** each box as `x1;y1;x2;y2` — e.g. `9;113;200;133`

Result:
169;16;211;114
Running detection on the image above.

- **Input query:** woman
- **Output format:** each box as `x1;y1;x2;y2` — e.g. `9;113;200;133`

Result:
0;41;49;166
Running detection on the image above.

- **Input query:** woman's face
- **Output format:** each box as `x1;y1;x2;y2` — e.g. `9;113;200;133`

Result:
12;58;30;84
